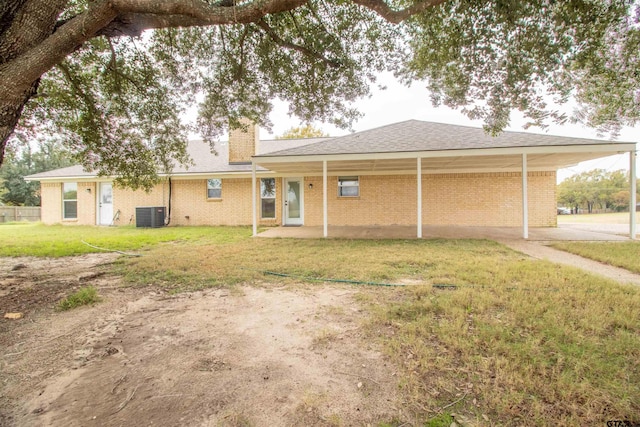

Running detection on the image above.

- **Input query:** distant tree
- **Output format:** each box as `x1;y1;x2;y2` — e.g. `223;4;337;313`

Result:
0;140;74;206
611;190;630;212
557;169;636;213
276;125;329;139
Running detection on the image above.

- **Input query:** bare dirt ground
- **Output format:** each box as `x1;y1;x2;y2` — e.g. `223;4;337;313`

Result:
1;255;402;427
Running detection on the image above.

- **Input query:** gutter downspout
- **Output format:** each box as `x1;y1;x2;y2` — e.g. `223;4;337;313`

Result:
631;149;637;240
417;157;422;238
252;161;257;236
522;153;529;239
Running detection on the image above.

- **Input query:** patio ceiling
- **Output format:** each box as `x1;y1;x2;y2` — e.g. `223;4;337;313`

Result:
254;149;626;175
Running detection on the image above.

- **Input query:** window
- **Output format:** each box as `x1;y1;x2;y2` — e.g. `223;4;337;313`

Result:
207;179;222;199
261;178;276;219
338;176;359;197
62;182;77;219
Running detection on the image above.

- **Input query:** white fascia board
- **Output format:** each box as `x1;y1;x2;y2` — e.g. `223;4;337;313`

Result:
252;143;637;164
25;176;111;183
29;171;277;182
31;167;557;182
284;166;559;177
166;171;275;180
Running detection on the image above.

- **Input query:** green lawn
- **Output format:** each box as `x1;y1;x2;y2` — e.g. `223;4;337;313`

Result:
1;224;638;425
0;222;251;257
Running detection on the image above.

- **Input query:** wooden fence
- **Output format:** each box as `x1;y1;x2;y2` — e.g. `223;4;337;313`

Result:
0;206;41;222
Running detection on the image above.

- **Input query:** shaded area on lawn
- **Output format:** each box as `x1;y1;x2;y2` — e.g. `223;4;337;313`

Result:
0;223;250;257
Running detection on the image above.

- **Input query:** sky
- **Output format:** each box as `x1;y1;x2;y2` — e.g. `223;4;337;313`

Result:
261;73;639;184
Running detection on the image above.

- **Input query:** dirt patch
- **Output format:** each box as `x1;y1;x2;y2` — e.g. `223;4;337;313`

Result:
1;256;402;426
0;253;121;322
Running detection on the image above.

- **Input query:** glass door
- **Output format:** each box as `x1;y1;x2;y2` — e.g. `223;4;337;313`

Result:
284;178;303;225
99;182;113;225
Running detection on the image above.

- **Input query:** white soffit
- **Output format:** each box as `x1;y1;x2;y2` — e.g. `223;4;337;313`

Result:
254;149;628;174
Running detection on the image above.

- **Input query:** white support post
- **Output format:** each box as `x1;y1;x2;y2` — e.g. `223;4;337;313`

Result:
323;160;328;238
631;149;637;240
522;153;529;239
251;162;257;237
417;157;422;238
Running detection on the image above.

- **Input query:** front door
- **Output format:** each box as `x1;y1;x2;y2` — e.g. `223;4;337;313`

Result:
284;178;303;225
99;182;113;225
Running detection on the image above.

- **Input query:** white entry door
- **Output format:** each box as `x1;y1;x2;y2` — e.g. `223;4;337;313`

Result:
99;182;113;225
284;178;303;225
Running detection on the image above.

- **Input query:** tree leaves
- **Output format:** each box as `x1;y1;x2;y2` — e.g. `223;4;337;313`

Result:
20;36;190;190
558;168;638;213
4;0;639;190
276;124;329;138
0;139;74;206
402;0;638;135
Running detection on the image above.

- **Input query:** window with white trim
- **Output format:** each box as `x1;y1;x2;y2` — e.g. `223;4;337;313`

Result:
260;178;276;219
338;176;359;197
62;182;78;219
207;179;222;199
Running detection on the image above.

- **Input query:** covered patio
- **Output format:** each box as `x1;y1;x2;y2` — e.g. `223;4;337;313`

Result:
256;224;631;241
250;121;638;240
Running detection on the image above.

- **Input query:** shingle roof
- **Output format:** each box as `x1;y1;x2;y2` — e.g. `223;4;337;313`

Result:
256;120;632;158
26;137;329;180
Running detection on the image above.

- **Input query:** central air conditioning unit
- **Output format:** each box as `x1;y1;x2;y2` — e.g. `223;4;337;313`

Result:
135;206;166;228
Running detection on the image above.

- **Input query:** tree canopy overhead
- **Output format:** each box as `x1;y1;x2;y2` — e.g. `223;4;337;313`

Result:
1;0;638;189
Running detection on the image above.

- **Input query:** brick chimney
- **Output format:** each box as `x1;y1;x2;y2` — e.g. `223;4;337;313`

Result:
228;118;259;164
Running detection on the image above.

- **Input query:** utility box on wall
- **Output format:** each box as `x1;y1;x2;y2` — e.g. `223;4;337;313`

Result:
135;206;166;228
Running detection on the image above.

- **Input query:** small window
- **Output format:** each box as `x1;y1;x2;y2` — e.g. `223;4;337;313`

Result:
261;178;276;219
62;182;78;219
207;179;222;199
338;176;359;197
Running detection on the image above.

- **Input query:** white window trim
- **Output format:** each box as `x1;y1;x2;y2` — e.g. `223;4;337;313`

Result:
62;182;78;220
260;178;276;219
207;178;222;199
338;176;359;197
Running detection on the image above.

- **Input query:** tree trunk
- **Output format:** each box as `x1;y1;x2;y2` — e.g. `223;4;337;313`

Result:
0;81;38;161
0;0;68;166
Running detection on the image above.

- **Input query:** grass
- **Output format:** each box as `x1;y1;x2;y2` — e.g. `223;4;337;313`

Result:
364;267;640;426
119;237;521;292
0;223;251;257
1;224;639;425
56;286;100;311
552;241;640;274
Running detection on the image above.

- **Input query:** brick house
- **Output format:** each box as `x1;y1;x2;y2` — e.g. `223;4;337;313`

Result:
27;120;637;238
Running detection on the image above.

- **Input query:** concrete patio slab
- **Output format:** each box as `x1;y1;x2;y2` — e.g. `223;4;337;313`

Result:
257;224;631;241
